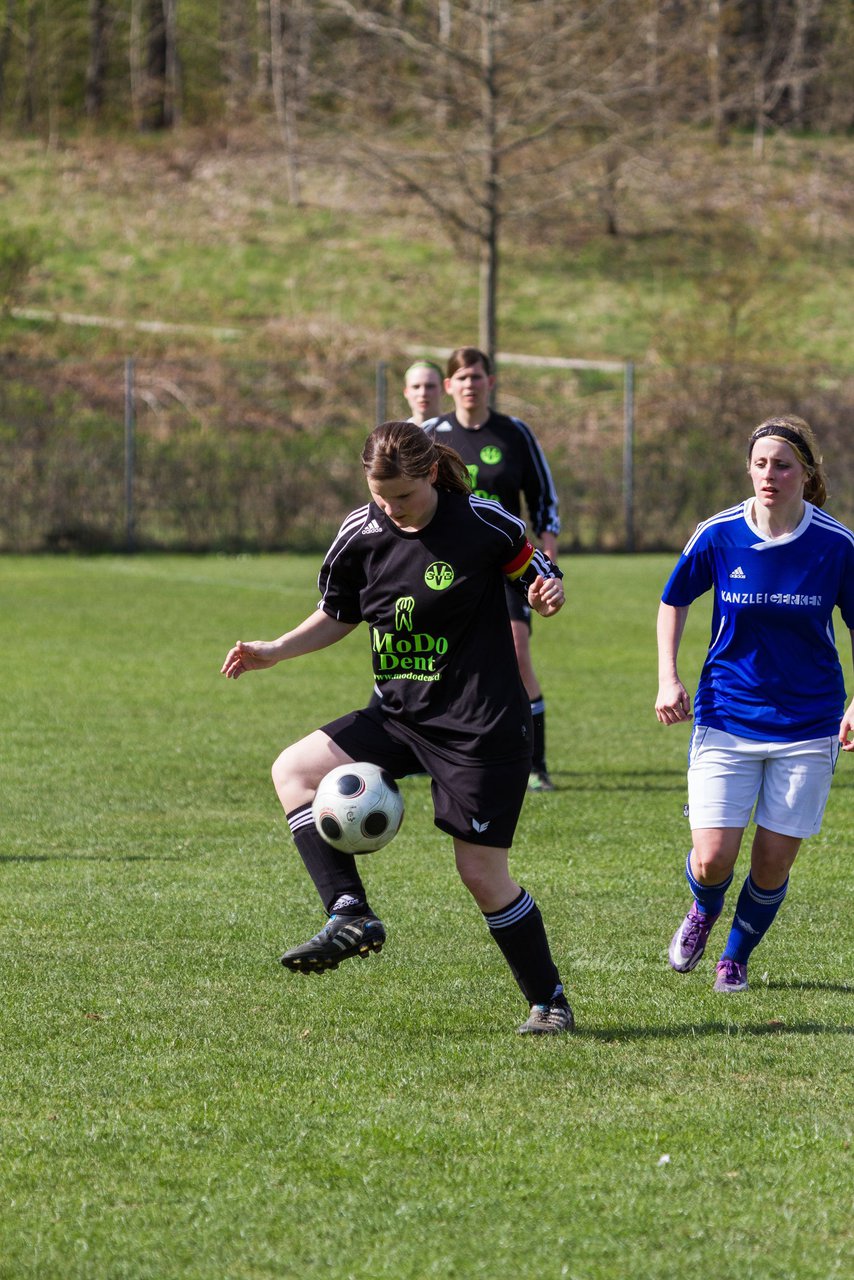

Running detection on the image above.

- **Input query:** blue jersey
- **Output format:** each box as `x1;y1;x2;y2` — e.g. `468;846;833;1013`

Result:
661;500;854;741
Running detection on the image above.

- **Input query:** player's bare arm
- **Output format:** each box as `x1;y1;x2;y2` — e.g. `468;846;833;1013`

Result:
221;611;357;679
655;601;692;724
840;628;854;751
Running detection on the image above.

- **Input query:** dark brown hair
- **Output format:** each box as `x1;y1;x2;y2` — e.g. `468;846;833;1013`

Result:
446;346;492;377
747;415;827;508
362;421;471;495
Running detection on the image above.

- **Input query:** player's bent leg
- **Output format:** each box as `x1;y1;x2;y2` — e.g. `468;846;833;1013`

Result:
453;839;573;1034
453;841;519;912
669;830;742;973
274;730;382;971
271;730;356;812
748;826;802;889
713;825;801;993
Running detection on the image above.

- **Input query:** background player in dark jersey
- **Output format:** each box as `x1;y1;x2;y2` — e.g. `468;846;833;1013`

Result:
656;416;854;994
402;358;443;426
221;421;573;1035
423;347;561;792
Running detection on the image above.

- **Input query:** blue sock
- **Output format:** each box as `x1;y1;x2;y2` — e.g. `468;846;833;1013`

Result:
685;851;733;917
722;874;789;964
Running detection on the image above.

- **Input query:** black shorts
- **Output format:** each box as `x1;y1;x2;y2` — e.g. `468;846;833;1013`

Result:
320;706;529;848
504;581;531;629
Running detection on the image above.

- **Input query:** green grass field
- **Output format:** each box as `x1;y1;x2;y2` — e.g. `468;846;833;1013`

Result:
2;554;851;1279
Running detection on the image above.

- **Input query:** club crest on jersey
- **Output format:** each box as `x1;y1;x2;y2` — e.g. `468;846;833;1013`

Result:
480;445;502;465
424;561;454;590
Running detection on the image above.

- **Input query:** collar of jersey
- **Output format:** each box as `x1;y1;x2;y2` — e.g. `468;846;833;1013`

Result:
744;497;815;549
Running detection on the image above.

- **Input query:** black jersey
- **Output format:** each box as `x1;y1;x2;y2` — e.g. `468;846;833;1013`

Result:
318;490;561;763
423;411;560;539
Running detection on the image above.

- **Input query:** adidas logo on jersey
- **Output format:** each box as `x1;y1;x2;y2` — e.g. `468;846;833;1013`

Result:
362;519;382;535
730;565;747;579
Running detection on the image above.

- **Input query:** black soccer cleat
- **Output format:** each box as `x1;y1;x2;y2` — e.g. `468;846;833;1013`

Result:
280;914;386;974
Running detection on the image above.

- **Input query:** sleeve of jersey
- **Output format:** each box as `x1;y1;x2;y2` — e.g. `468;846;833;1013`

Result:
839;540;854;629
661;538;714;607
502;538;563;597
317;516;367;624
518;420;560;537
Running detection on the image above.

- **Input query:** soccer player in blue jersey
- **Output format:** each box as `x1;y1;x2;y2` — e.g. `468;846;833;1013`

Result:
423;347;562;792
655;416;854;992
221;421;573;1034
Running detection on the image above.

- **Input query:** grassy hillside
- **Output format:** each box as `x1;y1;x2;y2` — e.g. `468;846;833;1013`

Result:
1;128;852;368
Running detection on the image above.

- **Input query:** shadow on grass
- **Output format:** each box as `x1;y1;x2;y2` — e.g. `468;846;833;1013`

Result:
580;1020;853;1041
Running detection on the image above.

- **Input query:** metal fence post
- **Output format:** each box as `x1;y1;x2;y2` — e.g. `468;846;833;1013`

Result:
124;357;136;552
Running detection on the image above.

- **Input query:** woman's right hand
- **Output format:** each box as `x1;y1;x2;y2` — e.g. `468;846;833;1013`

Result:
220;640;279;679
655;680;692;725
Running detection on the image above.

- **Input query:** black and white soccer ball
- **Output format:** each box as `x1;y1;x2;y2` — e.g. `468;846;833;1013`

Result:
312;762;404;854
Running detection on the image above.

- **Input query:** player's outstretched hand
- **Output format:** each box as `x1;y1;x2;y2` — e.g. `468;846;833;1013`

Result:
528;574;564;617
839;701;854;752
655;680;692;725
221;640;279;679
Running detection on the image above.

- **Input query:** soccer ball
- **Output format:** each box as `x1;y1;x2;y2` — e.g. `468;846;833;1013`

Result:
312;762;404;854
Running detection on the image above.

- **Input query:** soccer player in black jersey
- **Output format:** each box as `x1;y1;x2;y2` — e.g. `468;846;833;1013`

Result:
423;347;561;791
402;358;443;426
221;421;573;1035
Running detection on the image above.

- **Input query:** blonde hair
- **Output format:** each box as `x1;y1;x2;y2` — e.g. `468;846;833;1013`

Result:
747;415;827;508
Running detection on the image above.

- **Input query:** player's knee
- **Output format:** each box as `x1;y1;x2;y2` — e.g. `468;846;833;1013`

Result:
691;844;736;883
271;747;297;796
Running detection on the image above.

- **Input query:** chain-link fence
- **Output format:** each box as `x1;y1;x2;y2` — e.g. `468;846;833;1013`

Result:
1;352;851;554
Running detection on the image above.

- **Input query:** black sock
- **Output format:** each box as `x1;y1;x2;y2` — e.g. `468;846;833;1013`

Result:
287;804;369;916
530;696;546;772
483;888;563;1005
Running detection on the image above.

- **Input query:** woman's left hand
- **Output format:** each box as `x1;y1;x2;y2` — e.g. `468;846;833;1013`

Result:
528;575;564;617
840;702;854;752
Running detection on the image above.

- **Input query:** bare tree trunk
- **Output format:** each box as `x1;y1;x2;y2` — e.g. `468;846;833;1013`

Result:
0;0;17;122
269;0;300;204
140;0;178;130
753;67;766;160
220;0;253;124
479;0;499;366
129;0;143;127
706;0;728;145
143;0;166;128
85;0;110;119
600;148;621;235
256;0;271;102
19;0;37;127
163;0;180;127
645;0;660;143
789;0;819;129
436;0;452;128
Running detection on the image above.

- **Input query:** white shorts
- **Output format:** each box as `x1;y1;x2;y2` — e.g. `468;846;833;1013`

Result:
687;726;840;839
